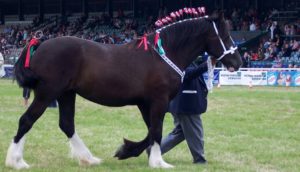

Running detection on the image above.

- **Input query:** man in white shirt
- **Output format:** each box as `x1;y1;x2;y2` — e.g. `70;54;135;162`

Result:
249;22;256;31
0;52;4;77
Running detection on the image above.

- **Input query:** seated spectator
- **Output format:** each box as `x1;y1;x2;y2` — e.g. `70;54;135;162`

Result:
282;42;292;57
250;51;259;61
291;39;299;51
257;47;265;60
242;51;251;67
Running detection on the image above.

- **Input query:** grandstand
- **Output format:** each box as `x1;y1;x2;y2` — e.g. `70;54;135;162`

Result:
0;0;299;69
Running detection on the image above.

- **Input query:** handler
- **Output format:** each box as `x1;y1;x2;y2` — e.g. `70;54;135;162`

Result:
160;58;214;164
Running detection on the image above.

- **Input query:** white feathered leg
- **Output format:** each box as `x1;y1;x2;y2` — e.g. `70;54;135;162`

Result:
69;132;101;166
5;137;30;169
149;142;174;168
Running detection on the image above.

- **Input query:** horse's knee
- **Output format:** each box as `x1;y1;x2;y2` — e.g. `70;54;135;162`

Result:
59;120;74;138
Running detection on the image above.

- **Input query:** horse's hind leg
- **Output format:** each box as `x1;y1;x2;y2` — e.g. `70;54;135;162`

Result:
6;94;51;169
114;103;151;159
57;91;101;166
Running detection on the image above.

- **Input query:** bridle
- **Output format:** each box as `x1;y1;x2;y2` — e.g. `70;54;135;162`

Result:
212;21;238;61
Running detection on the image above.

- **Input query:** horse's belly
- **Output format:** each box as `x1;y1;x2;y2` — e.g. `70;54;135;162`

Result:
77;92;140;107
75;80;143;107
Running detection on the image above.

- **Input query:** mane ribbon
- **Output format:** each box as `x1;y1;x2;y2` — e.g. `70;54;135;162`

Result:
138;35;148;51
212;21;238;61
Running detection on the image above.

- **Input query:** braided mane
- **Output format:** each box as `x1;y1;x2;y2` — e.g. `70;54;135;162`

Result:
155;7;207;30
150;7;208;49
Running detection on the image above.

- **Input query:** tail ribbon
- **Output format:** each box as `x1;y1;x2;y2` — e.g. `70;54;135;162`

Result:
25;38;39;68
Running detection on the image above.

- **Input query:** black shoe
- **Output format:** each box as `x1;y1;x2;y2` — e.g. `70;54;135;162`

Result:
194;160;207;165
193;156;207;164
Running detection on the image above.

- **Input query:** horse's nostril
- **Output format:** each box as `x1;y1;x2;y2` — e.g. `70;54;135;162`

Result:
228;67;235;72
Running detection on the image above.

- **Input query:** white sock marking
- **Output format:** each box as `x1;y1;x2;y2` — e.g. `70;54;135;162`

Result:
5;137;30;169
149;142;174;168
69;132;101;166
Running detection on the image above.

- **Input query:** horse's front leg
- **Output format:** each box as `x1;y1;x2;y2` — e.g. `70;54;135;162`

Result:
148;99;174;168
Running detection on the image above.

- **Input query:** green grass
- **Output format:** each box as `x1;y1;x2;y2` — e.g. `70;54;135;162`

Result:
0;79;300;172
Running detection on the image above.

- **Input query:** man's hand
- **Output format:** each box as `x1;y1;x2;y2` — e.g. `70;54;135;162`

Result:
210;57;217;66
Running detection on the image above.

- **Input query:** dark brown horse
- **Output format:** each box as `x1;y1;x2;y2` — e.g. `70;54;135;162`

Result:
6;12;242;169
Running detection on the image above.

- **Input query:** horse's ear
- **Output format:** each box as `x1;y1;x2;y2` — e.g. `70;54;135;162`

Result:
208;10;224;22
218;11;225;20
209;10;218;21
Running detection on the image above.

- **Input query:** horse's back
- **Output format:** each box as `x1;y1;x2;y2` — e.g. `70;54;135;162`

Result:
30;36;156;105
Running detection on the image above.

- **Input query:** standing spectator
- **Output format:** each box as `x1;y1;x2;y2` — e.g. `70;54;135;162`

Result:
0;52;4;77
269;21;281;40
242;51;251;67
249;22;256;31
23;88;31;107
284;24;291;36
22;88;57;108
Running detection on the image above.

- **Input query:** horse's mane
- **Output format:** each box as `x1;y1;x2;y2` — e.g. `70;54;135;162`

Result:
154;7;207;30
153;7;211;51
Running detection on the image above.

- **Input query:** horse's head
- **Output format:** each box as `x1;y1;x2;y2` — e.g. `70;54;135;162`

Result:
206;11;242;71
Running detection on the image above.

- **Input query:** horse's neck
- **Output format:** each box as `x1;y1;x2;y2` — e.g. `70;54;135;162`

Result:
158;20;209;70
174;37;205;69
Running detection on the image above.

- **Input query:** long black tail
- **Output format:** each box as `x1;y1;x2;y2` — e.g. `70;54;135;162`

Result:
14;42;41;89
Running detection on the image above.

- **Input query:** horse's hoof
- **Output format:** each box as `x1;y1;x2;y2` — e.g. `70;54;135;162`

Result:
149;160;174;168
79;156;102;166
114;144;127;159
5;158;30;170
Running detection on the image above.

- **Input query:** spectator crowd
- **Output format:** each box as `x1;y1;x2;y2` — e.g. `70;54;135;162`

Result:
1;10;155;63
1;6;299;68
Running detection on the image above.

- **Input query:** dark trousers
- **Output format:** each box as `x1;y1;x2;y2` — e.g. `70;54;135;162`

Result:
22;88;57;108
161;113;205;163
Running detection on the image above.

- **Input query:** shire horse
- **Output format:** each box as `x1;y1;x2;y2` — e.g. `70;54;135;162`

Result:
6;10;242;169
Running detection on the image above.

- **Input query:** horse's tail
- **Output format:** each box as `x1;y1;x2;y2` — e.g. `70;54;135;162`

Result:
114;133;150;160
14;40;41;89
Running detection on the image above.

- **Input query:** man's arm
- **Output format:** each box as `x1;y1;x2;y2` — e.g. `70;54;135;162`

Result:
184;62;208;81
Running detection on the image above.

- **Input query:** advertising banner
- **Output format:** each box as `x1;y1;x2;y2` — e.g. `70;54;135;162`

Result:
0;65;14;78
219;71;267;85
267;71;300;86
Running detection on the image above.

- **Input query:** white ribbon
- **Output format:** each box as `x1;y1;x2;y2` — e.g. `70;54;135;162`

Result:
206;56;215;92
153;47;185;82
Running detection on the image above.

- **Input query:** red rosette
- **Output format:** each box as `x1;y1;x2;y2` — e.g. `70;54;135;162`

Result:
197;7;203;14
201;7;206;14
170;12;176;18
192;8;198;15
179;9;183;15
162;18;168;24
155;20;163;27
166;16;172;22
184;8;188;14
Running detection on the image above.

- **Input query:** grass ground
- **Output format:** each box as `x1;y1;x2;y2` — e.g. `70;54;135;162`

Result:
0;79;300;172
